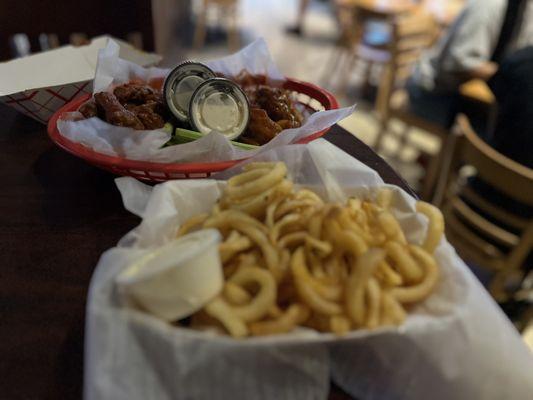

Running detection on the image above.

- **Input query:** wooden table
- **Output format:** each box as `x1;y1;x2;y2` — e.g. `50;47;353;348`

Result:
337;0;464;26
0;104;413;400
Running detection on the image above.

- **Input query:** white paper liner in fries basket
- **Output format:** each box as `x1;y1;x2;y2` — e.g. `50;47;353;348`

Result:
85;139;533;400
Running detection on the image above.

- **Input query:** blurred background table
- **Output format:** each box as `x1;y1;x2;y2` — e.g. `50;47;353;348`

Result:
336;0;464;26
0;103;413;400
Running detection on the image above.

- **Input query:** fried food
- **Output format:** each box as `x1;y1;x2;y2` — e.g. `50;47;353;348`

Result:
79;81;168;130
78;99;98;118
234;70;267;87
113;82;161;105
255;86;303;126
249;303;310;335
94;92;144;130
416;202;445;254
180;163;444;338
246;108;282;144
125;102;166;130
241;86;303;144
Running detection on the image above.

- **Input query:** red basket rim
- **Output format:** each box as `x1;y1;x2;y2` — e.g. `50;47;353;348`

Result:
47;78;339;174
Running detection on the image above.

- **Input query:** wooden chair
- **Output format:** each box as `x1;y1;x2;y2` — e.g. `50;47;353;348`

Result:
438;115;533;302
193;0;240;52
372;10;448;200
373;10;438;116
322;3;394;97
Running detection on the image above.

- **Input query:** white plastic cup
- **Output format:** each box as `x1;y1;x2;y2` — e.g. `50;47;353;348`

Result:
115;229;223;321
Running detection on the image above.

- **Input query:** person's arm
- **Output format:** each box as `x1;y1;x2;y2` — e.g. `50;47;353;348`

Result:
468;61;499;80
440;0;506;80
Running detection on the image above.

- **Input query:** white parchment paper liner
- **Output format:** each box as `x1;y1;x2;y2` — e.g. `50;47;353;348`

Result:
57;39;354;164
85;140;533;400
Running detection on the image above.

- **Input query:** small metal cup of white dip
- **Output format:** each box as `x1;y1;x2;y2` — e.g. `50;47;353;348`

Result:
189;78;250;141
163;61;216;122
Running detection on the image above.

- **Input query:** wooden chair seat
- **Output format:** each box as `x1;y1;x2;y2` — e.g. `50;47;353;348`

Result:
445;221;505;268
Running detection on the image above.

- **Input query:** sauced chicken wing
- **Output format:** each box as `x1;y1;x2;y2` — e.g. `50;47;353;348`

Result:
94;92;144;130
113;83;161;105
78;99;98;118
234;70;267;87
79;82;168;130
125;102;166;130
242;108;282;144
254;86;302;126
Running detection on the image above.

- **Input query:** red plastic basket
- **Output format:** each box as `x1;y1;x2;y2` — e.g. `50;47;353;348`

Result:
47;78;339;182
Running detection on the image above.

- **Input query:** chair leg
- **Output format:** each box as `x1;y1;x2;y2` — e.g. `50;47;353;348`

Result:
361;61;373;98
336;51;358;99
193;8;208;50
431;133;459;206
420;145;444;201
488;269;510;303
321;47;344;88
375;64;394;117
374;116;390;153
227;6;239;52
396;124;411;158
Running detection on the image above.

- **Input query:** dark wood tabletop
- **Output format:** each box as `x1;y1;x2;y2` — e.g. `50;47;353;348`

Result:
0;103;413;400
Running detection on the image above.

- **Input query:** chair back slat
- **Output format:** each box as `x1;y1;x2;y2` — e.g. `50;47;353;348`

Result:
390;11;437;71
461;185;529;231
458;117;533;206
450;196;519;247
396;34;435;52
439;116;533;298
444;204;505;262
395;49;426;67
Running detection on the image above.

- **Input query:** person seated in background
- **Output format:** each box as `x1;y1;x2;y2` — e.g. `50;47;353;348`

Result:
406;0;533;129
486;46;533;170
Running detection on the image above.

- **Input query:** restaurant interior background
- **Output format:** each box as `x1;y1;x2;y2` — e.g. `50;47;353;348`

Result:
1;0;531;347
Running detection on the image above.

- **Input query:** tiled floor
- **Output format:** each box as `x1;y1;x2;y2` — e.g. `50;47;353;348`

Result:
164;0;441;190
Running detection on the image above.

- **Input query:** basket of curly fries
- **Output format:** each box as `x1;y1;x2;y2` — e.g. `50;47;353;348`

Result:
86;140;533;400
